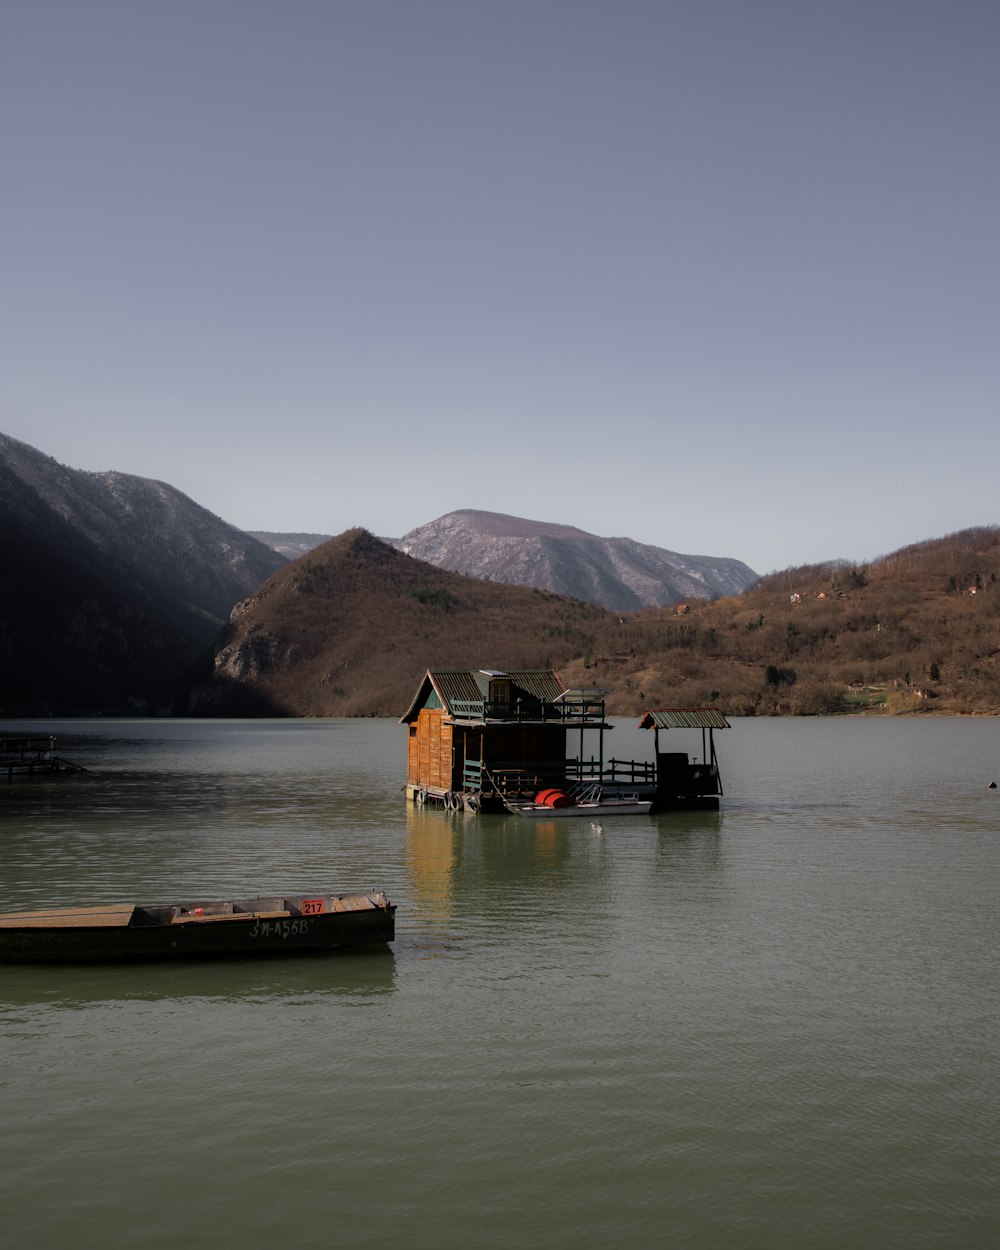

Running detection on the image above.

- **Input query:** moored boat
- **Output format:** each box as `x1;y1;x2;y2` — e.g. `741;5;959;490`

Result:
0;891;395;964
502;794;653;818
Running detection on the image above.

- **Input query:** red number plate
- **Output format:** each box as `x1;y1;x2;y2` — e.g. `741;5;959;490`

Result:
302;897;325;915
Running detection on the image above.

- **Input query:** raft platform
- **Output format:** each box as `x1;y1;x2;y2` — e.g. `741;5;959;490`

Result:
0;735;86;780
401;669;730;814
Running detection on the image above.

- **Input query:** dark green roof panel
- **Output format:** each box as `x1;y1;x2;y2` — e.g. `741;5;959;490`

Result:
638;709;731;730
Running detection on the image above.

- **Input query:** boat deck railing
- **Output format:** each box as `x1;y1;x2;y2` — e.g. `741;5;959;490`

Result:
464;756;656;797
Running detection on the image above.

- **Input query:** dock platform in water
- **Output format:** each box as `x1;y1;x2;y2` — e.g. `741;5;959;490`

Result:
0;735;86;780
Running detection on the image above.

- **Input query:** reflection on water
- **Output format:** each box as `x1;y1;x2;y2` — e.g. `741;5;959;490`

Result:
405;806;461;923
654;809;724;876
0;948;396;1011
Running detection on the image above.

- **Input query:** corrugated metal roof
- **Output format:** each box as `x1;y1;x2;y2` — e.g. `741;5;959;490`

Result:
400;669;565;721
507;671;566;702
431;670;489;708
638;708;731;730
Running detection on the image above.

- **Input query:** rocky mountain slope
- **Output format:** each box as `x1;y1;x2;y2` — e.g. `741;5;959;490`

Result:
180;529;611;716
392;510;757;610
0;432;286;712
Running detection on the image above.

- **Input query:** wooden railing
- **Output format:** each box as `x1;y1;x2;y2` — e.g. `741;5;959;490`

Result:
0;736;84;778
566;756;657;785
448;698;607;723
0;735;56;761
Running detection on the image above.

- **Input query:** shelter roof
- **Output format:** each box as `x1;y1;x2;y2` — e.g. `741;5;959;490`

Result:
637;708;731;730
399;669;566;723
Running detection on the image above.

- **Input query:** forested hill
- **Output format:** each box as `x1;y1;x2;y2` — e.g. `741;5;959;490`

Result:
181;525;1000;718
180;529;609;716
558;525;1000;715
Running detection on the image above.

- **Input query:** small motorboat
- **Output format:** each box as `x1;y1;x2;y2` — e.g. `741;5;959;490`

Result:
502;788;652;818
0;891;396;963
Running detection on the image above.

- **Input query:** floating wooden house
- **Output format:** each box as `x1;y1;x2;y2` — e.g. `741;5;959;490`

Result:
401;668;729;812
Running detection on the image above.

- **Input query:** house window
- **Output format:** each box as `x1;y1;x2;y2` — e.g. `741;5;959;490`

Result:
489;679;512;707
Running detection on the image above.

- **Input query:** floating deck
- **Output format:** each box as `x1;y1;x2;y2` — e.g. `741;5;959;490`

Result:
401;669;730;813
0;735;85;780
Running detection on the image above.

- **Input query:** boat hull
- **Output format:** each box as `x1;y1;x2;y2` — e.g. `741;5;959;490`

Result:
503;800;653;818
0;893;396;964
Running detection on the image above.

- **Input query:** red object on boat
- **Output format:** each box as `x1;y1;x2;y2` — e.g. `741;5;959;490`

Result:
534;789;574;808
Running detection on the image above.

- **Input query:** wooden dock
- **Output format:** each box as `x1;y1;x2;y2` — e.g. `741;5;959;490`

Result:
0;735;86;780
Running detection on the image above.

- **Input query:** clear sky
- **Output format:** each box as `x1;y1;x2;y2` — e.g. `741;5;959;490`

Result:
2;0;996;574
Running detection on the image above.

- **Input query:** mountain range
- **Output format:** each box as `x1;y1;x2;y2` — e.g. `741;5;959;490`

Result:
391;510;757;608
250;511;757;609
10;432;748;713
4;431;997;717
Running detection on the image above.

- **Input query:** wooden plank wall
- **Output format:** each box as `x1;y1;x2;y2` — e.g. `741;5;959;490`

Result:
412;709;454;789
407;723;419;782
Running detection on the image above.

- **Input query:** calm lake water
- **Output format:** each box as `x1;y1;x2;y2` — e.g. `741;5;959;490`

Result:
1;717;998;1249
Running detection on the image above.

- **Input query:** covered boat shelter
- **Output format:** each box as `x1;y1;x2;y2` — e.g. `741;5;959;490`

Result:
638;707;731;809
